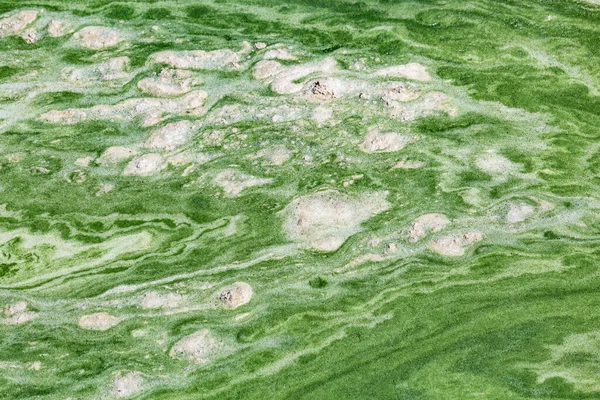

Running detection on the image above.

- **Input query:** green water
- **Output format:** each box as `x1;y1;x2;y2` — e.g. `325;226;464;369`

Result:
1;0;600;398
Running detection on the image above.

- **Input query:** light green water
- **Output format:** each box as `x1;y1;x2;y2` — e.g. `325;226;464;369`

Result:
1;1;600;399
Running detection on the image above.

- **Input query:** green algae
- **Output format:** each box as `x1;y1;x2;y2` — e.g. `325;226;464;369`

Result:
0;0;599;399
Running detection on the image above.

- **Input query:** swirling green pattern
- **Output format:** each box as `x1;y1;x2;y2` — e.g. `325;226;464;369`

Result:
1;1;600;399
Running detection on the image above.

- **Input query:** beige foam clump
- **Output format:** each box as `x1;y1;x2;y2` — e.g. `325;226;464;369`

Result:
112;371;143;398
123;154;164;176
74;156;93;167
41;90;207;127
506;201;535;224
263;48;296;60
216;282;253;309
40;107;86;124
137;69;196;97
169;329;222;364
375;63;431;81
150;49;240;70
145;120;195;151
475;152;519;175
252;60;284;80
47;20;72;37
3;301;38;325
63;57;131;84
379;82;422;106
427;232;482;257
282;190;390;252
304;77;367;100
253;57;337;94
213;169;273;197
360;129;417;153
272;57;337;94
97;146;138;165
0;10;38;37
21;28;40;43
255;145;291;166
140;291;182;309
137;79;191;97
79;312;120;331
72;26;123;50
408;213;450;242
6;301;28;315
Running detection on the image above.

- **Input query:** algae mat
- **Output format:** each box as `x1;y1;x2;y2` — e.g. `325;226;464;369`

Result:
1;0;600;398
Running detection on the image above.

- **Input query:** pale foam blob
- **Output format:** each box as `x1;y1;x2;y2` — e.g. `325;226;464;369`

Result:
303;77;367;100
140;291;182;309
79;312;120;331
360;129;417;153
72;26;123;50
47;20;72;37
123;154;164;176
408;213;450;242
97;147;138;165
427;232;482;257
150;49;241;70
255;57;337;94
506;202;535;224
374;63;431;81
476;152;519;175
252;60;284;80
137;69;196;97
216;282;253;309
41;91;207;127
169;329;222;364
255;145;291;166
145;120;195;151
282;190;390;252
112;371;144;398
2;301;38;325
213;169;273;197
0;10;38;37
263;48;296;60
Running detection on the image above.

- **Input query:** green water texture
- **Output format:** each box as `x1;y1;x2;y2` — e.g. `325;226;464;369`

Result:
1;0;600;399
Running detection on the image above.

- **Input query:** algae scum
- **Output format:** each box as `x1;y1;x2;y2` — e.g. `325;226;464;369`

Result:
1;0;600;398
